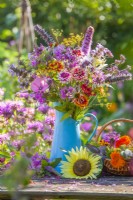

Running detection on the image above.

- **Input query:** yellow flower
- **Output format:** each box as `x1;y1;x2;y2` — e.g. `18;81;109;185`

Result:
62;33;83;46
99;139;109;146
48;60;64;72
60;146;102;179
107;102;118;113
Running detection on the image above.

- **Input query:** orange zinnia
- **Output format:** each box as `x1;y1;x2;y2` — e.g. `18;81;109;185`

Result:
48;61;64;72
115;136;131;148
110;151;126;168
73;94;88;108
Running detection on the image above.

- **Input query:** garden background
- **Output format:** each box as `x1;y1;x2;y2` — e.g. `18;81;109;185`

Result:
0;0;133;130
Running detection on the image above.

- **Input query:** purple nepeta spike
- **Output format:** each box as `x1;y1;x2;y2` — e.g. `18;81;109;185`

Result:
82;26;94;55
34;24;55;46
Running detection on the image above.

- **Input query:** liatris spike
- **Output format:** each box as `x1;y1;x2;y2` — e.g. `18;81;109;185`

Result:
34;24;55;46
82;26;94;55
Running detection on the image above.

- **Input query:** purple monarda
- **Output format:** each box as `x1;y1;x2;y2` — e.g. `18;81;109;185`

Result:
82;26;94;55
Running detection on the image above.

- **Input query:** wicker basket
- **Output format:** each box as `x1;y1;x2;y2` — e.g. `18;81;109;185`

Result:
95;118;133;176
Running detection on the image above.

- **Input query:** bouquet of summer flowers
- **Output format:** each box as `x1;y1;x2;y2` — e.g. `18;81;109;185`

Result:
9;25;132;120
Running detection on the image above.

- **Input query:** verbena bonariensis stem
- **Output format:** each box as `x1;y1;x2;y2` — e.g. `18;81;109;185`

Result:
82;26;94;55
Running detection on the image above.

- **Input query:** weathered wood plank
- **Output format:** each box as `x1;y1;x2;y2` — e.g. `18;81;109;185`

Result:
0;176;133;199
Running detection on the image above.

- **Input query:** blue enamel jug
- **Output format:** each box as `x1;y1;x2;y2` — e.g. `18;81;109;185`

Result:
50;109;98;173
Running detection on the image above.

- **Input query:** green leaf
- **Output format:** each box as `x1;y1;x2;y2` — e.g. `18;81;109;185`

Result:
105;83;115;90
41;159;48;168
50;158;62;168
0;151;10;158
54;105;66;112
60;110;73;121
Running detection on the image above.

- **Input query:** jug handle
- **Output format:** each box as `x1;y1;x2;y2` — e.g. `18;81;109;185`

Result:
80;113;98;143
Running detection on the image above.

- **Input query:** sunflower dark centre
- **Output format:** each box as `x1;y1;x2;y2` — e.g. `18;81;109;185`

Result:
73;159;91;176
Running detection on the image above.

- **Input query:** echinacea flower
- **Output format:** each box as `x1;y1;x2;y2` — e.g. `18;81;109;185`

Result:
60;147;102;179
110;151;126;168
115;136;131;148
73;94;88;108
71;67;86;81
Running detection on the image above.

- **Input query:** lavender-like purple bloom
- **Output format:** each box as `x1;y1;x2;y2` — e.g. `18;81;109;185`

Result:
38;104;49;114
11;140;24;150
53;45;66;60
105;69;132;83
30;153;49;171
45;116;55;126
80;122;92;132
60;86;76;99
27;121;44;133
34;24;55;46
28;44;45;67
17;91;29;99
102;131;120;143
30;153;42;170
0;134;10;144
92;71;105;85
43;134;53;144
82;26;94;55
0;101;23;118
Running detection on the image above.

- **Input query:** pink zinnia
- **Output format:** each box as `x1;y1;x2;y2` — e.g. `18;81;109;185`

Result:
71;67;85;81
58;71;71;83
31;77;48;92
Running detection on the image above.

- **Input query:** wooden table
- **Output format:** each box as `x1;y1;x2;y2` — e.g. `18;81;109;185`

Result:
0;176;133;199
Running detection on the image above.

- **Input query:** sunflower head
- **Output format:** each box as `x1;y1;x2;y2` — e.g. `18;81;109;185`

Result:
60;146;103;179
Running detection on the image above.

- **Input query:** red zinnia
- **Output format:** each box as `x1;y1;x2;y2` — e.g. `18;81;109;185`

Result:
72;49;81;56
81;84;94;97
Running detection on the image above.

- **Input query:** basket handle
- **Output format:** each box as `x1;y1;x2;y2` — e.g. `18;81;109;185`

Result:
95;118;133;142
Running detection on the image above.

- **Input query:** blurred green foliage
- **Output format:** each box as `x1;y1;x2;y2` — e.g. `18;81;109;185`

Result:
0;0;133;116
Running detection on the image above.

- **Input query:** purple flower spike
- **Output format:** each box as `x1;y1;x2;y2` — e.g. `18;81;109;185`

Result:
82;26;94;55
